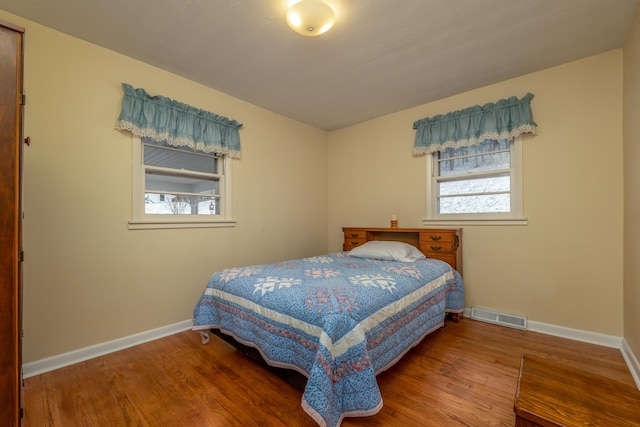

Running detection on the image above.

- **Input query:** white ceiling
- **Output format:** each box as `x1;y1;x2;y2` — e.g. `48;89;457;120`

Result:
1;0;638;131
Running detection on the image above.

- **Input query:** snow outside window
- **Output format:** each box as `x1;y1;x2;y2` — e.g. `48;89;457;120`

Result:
424;136;525;225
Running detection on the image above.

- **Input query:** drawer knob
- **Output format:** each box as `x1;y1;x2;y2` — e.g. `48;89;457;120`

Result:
430;245;442;251
351;233;359;237
351;241;359;245
430;235;441;241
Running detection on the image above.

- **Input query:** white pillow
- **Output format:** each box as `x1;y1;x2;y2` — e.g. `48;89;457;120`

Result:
347;241;426;262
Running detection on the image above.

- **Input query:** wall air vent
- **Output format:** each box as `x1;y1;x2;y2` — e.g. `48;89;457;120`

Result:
470;307;527;330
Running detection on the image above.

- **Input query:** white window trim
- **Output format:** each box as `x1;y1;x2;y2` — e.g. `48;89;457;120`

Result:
423;136;527;227
128;136;236;230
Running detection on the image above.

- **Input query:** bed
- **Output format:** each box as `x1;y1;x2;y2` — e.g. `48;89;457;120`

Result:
192;234;464;427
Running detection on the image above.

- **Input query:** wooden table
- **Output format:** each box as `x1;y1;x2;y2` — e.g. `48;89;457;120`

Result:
514;354;640;426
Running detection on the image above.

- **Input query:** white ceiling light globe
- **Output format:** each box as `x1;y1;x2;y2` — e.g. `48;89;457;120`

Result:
286;0;336;37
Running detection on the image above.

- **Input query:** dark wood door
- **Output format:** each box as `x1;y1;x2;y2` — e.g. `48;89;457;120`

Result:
0;19;24;427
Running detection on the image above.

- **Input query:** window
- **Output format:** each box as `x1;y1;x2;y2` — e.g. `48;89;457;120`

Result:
425;136;525;225
129;136;234;229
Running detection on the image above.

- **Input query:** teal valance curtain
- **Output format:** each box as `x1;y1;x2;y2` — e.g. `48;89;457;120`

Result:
115;83;242;159
413;93;537;156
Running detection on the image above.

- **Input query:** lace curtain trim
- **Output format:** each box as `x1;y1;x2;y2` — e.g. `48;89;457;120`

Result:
115;83;242;159
412;124;537;155
413;93;537;156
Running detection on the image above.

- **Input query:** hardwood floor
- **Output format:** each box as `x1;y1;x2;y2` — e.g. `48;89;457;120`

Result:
23;319;636;426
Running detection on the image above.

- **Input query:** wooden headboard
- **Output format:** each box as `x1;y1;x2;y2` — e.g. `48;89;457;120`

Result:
342;227;462;274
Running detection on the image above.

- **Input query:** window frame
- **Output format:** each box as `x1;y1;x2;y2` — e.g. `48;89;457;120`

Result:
128;136;235;230
423;136;527;226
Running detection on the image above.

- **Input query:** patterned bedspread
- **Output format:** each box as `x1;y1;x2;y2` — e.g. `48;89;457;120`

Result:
192;252;464;427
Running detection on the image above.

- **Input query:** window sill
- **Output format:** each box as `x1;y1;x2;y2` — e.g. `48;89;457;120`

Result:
422;218;528;227
128;219;236;230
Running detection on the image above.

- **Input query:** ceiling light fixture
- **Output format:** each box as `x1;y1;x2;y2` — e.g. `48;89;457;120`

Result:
286;0;336;37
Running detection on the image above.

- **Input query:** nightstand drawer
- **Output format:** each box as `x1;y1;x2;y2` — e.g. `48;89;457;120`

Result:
343;229;367;251
420;231;458;252
343;238;366;251
420;241;456;252
344;229;367;239
420;231;455;244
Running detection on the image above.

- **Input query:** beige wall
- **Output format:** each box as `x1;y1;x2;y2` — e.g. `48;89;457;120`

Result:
0;11;329;363
624;9;640;358
328;50;624;336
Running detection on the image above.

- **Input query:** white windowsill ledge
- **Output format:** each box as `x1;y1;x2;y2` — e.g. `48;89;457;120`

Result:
128;219;236;230
422;218;528;227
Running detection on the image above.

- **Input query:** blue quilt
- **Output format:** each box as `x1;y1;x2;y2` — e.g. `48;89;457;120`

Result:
192;252;464;427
